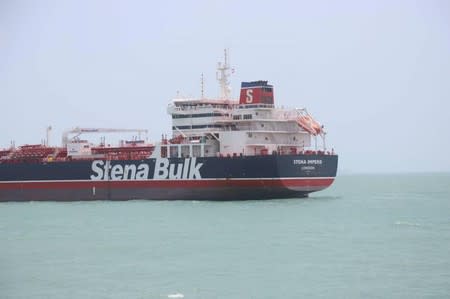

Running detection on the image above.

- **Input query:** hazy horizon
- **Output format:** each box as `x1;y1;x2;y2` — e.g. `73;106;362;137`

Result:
1;0;449;174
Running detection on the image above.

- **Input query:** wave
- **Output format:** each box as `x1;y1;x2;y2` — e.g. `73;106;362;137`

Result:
167;293;184;298
395;221;421;227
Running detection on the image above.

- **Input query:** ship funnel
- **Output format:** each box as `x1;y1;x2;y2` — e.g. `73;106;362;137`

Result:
239;81;274;105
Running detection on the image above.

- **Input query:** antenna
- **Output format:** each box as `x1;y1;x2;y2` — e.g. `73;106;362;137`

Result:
46;125;52;146
201;73;204;99
216;49;232;99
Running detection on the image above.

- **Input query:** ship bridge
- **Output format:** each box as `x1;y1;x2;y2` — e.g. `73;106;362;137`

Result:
160;51;327;159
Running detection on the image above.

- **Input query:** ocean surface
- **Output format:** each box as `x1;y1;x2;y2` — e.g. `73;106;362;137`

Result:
1;174;449;299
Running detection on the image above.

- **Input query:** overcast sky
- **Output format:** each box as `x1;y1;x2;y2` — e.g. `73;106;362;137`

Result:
1;0;449;173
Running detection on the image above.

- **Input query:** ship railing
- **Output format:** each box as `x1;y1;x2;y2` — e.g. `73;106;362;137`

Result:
215;149;334;158
169;102;234;112
274;108;308;121
236;104;274;110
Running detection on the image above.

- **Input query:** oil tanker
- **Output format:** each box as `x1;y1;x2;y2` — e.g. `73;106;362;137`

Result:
0;52;338;201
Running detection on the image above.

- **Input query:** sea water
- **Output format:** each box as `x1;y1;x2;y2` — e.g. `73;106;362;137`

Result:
1;174;449;299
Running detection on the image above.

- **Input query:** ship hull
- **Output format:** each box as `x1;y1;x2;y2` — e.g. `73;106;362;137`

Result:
0;154;338;201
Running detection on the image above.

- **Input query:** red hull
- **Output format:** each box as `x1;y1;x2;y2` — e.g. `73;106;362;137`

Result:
0;178;334;201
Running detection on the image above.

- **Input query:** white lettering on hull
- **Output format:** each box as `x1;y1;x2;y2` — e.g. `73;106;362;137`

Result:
154;158;203;179
90;158;203;181
154;158;169;179
293;159;323;165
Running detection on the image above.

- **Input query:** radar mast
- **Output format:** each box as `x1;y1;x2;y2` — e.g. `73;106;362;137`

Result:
216;49;232;99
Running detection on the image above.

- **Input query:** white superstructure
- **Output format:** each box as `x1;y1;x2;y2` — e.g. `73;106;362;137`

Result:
162;52;326;159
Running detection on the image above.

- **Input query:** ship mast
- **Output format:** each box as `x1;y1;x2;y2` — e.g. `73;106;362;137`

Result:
216;49;232;99
46;126;52;146
200;73;205;99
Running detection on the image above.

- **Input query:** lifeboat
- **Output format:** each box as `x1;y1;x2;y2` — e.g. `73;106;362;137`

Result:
296;116;316;135
310;118;323;135
296;115;323;136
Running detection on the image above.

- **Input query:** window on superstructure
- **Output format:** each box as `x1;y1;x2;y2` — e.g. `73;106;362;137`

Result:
243;114;252;120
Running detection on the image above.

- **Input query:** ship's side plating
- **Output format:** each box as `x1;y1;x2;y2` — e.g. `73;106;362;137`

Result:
0;154;337;201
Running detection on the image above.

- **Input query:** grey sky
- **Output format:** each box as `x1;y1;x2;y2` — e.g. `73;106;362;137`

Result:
1;0;449;173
